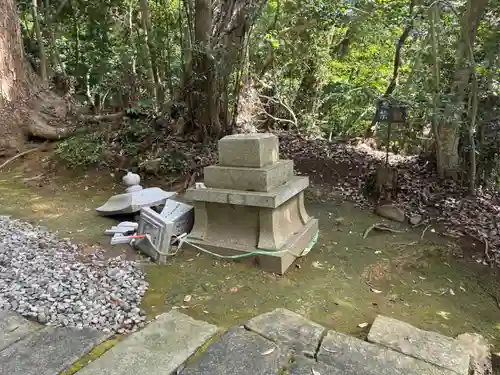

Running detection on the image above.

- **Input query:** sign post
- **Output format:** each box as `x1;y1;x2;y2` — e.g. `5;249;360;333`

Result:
375;99;408;164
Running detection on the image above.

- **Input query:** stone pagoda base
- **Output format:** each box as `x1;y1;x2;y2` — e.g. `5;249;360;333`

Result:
185;134;318;274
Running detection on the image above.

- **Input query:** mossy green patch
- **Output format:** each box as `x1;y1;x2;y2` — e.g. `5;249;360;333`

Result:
59;337;121;375
181;331;224;368
2;165;500;353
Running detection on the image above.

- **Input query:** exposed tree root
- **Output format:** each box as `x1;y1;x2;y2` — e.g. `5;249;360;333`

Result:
78;112;125;123
363;223;404;239
0;147;39;170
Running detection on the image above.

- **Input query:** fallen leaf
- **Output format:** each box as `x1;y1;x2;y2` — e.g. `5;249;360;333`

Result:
370;288;383;294
312;369;321;375
437;311;450;320
321;346;336;353
261;347;275;355
183;295;192;303
312;261;324;269
357;322;369;328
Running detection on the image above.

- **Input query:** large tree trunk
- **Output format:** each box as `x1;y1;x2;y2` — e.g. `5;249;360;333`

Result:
293;58;320;123
0;0;74;156
435;0;488;179
174;0;267;140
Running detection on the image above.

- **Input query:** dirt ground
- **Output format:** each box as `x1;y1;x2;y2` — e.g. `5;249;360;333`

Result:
2;152;500;351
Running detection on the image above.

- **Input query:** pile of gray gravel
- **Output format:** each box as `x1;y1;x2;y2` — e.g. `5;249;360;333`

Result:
0;216;148;333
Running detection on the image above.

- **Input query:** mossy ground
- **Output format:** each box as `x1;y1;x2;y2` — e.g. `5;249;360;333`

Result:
2;157;500;354
59;337;122;375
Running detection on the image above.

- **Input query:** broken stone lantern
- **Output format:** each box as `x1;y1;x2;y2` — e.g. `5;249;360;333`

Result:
96;172;175;216
185;133;319;274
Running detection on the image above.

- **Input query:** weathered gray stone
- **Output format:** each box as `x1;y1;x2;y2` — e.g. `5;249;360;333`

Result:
318;330;457;375
204;160;294;192
457;333;491;375
0;311;40;351
186;176;309;208
289;357;348;375
245;308;326;355
180;327;290;375
77;310;217;375
218;133;279;168
96;187;176;216
368;315;469;375
0;326;109;375
185;132;317;275
375;204;406;223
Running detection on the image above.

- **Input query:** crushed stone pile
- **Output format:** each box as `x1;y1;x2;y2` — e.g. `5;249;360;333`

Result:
0;216;148;333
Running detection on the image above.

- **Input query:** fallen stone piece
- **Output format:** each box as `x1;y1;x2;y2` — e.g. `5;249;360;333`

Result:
110;233;134;245
135;202;194;263
318;330;457;375
375;204;406;223
77;310;217;375
245;308;326;356
104;221;139;235
96;187;176;216
0;326;110;375
0;311;40;351
180;327;290;375
457;333;492;375
367;315;469;375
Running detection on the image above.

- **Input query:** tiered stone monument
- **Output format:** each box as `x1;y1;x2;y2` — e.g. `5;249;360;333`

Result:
185;133;318;274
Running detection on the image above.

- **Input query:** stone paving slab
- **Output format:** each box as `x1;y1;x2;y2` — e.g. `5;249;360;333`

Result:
289;357;347;375
180;327;290;375
318;330;457;375
77;310;217;375
0;311;40;351
0;326;110;375
245;308;325;356
368;315;470;375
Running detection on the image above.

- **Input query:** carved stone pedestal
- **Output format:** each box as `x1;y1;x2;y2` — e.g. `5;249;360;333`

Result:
185;134;318;274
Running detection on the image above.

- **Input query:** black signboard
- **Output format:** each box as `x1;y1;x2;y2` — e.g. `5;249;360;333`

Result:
375;100;407;124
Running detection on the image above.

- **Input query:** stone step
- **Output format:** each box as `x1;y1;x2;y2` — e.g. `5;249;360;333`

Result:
76;310;217;375
179;327;290;375
367;315;470;375
317;330;458;375
289;357;349;375
0;324;110;375
0;311;40;351
244;308;326;356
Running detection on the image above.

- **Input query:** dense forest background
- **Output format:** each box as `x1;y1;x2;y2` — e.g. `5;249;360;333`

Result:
0;0;499;192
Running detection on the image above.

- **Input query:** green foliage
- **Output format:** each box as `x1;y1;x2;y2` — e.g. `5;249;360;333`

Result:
159;151;188;174
54;133;106;168
17;0;500;181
